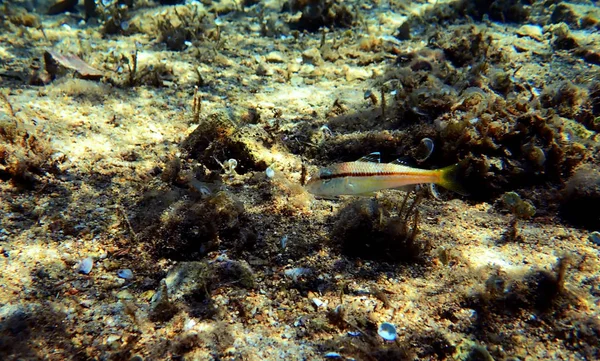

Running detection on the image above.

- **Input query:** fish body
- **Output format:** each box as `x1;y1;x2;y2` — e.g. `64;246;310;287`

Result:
305;152;466;197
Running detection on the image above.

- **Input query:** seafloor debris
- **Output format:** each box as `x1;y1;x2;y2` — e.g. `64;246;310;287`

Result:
1;1;599;360
501;191;536;219
77;257;93;274
283;0;354;32
44;50;104;81
117;269;134;280
377;322;397;342
332;190;426;263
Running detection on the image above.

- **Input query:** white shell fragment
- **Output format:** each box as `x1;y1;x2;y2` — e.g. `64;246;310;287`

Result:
265;166;275;179
312;297;324;308
378;322;397;341
78;257;93;274
117;269;134;280
324;352;342;358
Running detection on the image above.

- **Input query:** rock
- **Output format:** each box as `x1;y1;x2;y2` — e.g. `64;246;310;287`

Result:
344;66;371;82
301;48;322;65
516;25;543;42
149;280;178;322
265;52;285;63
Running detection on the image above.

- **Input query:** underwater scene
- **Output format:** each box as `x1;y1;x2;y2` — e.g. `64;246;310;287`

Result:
1;0;600;360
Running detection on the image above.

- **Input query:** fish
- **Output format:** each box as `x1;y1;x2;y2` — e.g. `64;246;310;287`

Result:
305;152;467;198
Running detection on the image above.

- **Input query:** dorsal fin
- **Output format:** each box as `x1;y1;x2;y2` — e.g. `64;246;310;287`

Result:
391;157;412;166
356;152;381;163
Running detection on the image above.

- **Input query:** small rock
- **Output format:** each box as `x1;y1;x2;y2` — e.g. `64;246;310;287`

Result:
116;290;134;300
378;322;397;341
265;51;285;63
256;63;271;76
149;280;178;322
344;66;371;82
117;269;134;280
284;267;310;281
80;299;94;308
301;48;322;65
516;25;543;42
78;257;93;274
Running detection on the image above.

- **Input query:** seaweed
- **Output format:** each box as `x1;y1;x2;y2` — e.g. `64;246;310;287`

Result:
0;92;57;188
332;189;427;263
155;4;207;51
283;0;354;32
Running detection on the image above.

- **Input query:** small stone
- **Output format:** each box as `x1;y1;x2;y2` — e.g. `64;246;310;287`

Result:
78;257;93;274
344;66;371;81
149;279;178;322
301;48;322;65
516;25;543;41
116;290;134;299
117;269;134;280
265;51;285;63
378;322;397;341
256;63;271;76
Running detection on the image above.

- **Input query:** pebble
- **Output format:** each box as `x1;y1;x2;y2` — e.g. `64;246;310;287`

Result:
301;48;322;65
78;257;93;274
344;66;371;81
265;51;285;63
284;267;311;280
117;269;134;280
378;322;397;341
589;231;600;246
516;25;543;41
116;290;134;299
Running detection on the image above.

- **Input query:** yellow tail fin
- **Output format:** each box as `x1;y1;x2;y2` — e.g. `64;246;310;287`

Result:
437;162;469;196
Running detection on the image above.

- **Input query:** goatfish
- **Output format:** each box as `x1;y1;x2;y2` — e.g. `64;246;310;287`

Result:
305;152;467;198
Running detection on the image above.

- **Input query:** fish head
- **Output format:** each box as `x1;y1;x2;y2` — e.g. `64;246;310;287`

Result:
305;167;340;197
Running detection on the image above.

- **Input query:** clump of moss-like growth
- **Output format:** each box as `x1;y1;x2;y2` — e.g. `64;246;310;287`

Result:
540;81;588;120
181;113;272;174
154;4;207;51
98;0;135;36
430;25;495;68
0;93;57;188
332;191;427;263
501;191;536;219
135;189;254;260
283;0;354;32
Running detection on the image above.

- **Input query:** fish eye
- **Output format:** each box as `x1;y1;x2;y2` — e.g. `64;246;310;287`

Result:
319;168;333;178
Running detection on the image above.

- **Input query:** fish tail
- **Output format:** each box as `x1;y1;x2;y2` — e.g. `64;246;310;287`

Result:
437;162;469;196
